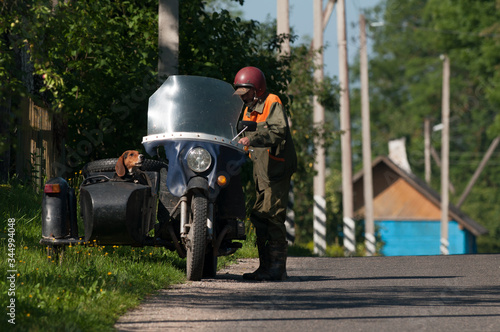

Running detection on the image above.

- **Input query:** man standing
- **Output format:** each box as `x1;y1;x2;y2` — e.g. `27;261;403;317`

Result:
234;66;297;281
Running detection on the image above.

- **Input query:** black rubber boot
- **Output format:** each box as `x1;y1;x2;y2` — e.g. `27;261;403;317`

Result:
242;239;269;280
256;241;287;281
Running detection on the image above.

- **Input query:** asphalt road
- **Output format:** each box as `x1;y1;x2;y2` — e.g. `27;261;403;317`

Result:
115;254;500;331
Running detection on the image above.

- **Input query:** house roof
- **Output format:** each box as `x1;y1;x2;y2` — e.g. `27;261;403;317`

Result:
352;155;488;236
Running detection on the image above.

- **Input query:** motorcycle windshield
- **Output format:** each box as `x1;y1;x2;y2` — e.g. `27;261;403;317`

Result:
146;75;243;139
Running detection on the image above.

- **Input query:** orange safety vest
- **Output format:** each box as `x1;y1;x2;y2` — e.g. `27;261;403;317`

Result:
242;94;285;161
242;94;282;124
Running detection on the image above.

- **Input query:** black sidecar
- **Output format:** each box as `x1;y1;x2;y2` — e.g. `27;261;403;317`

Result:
41;159;170;248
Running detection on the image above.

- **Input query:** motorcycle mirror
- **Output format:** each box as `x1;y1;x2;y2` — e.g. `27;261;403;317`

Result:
237;121;257;132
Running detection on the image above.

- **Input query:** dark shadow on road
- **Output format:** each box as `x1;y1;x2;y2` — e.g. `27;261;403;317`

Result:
116;313;500;327
143;284;500;311
213;273;336;282
333;276;461;281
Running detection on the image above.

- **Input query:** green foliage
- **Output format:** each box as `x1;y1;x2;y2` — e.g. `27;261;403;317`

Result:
349;0;500;252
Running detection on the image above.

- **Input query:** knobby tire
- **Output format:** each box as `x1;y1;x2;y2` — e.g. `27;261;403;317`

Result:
186;193;207;281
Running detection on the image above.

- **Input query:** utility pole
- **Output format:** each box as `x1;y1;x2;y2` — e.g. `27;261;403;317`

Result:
309;0;336;255
158;0;179;83
360;14;374;256
313;0;326;256
425;118;431;184
337;0;355;254
440;54;450;255
277;0;290;56
277;0;295;244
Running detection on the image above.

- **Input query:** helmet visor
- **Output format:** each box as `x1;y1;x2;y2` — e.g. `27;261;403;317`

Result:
233;87;250;96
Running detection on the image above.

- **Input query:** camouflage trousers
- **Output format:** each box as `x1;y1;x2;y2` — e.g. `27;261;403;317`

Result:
250;176;291;243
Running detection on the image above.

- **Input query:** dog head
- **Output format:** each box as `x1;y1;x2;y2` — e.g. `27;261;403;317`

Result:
115;150;144;177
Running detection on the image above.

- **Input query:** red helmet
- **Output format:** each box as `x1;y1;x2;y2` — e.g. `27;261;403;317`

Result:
234;66;267;97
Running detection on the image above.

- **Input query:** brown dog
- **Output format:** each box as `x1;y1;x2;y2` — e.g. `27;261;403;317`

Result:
115;150;144;178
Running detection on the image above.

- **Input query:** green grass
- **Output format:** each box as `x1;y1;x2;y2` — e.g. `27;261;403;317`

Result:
0;181;255;331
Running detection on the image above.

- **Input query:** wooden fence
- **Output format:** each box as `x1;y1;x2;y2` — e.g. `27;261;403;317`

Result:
16;98;55;188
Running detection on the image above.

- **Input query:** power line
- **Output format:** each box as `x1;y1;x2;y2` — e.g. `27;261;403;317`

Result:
367;21;500;39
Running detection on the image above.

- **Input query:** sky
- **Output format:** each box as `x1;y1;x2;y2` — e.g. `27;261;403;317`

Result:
240;0;382;78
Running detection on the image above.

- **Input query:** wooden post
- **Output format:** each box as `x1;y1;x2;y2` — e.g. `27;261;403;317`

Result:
277;0;295;244
440;54;450;255
158;0;179;83
313;0;326;256
277;0;290;56
360;14;374;256
337;0;355;254
425;118;431;184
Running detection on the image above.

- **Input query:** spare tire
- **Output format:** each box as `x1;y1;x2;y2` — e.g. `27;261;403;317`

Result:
82;158;168;178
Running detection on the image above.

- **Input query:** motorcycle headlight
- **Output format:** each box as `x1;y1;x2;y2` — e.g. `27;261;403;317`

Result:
186;147;212;173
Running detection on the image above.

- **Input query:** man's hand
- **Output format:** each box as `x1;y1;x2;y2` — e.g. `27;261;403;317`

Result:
238;137;250;146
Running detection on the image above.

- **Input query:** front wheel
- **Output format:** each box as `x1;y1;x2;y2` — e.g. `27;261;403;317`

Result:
185;193;207;281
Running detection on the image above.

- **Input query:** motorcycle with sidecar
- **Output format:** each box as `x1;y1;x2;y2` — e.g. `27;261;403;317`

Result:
41;75;255;281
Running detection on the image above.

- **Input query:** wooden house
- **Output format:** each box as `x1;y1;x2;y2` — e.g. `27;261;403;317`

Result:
352;156;488;256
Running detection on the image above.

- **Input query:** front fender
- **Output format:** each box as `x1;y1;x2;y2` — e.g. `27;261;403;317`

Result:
187;176;209;194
